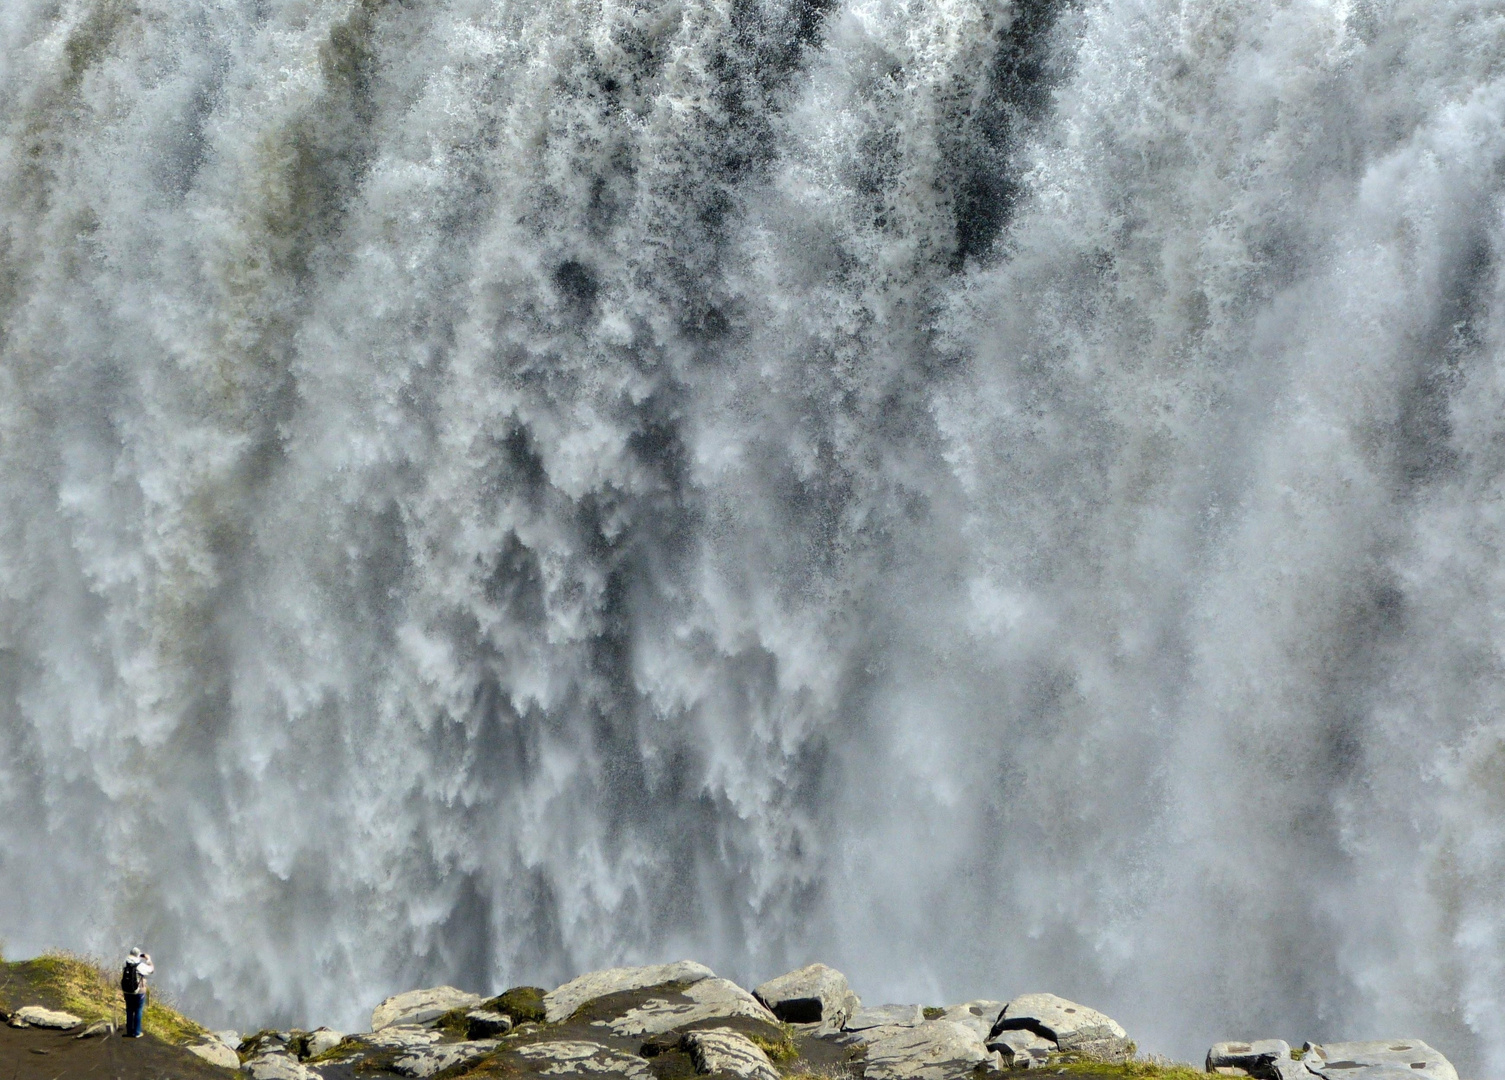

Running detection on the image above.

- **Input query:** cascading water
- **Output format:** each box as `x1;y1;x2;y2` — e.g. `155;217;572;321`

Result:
2;0;1505;1068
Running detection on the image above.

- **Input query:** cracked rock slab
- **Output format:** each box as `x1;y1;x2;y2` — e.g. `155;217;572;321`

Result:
372;986;483;1031
363;1025;444;1051
990;993;1130;1062
683;1027;780;1080
393;1039;501;1077
864;1019;997;1080
988;1028;1054;1068
10;1005;83;1029
600;978;779;1037
545;964;716;1023
1305;1041;1457;1080
512;1040;656;1080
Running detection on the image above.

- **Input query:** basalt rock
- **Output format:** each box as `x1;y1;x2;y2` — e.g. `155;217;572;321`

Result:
988;1027;1055;1068
683;1027;781;1080
392;1038;501;1078
1303;1041;1458;1080
302;1027;344;1058
466;1009;513;1038
10;1005;82;1029
187;1038;241;1068
846;1005;926;1032
510;1039;656;1080
242;1052;321;1080
1207;1040;1292;1078
940;1001;1007;1042
544;963;716;1023
990;992;1130;1062
863;1019;999;1080
753;963;861;1027
371;986;483;1031
599;977;778;1037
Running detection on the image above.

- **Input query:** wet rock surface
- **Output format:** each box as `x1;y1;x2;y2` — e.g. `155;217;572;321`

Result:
391;1038;500;1077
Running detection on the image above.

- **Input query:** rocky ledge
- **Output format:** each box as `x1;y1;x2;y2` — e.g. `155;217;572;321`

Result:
136;961;1461;1080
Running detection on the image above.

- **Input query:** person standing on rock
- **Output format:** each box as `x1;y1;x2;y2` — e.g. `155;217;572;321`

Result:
121;947;153;1039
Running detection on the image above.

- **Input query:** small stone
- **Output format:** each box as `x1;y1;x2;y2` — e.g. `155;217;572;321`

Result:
75;1020;114;1039
864;1019;997;1080
990;993;1130;1063
188;1039;242;1068
302;1028;344;1058
1208;1041;1291;1078
847;1005;927;1032
10;1005;83;1030
511;1039;656;1080
466;1009;513;1038
683;1028;781;1080
241;1053;320;1080
371;987;483;1031
544;962;717;1023
392;1039;500;1078
753;963;861;1027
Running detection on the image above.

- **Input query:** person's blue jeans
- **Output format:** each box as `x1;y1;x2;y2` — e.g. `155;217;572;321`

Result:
124;993;144;1037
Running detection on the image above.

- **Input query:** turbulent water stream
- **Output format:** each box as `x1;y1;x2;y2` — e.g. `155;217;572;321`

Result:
4;0;1505;1068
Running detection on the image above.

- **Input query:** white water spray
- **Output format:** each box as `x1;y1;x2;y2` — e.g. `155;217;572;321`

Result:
3;0;1505;1069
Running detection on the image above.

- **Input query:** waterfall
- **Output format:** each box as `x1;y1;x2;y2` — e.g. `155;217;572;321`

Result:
3;0;1505;1069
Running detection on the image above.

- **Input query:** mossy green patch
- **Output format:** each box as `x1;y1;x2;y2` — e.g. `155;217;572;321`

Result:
485;986;548;1024
1042;1056;1203;1080
749;1029;800;1063
0;951;204;1045
922;1007;947;1020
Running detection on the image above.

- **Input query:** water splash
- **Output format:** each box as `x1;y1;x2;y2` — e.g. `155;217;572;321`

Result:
3;0;1505;1070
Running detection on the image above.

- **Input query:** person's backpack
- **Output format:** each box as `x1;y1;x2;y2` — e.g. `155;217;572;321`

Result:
120;960;139;995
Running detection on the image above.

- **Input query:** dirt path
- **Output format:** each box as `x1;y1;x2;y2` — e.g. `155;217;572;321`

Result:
0;1023;229;1080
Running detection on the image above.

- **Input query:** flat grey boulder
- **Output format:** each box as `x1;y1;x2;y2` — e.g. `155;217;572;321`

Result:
303;1028;344;1058
753;963;861;1026
211;1030;243;1049
242;1054;320;1080
393;1039;500;1078
940;1001;1006;1042
600;977;779;1037
1304;1041;1457;1080
363;1025;444;1050
991;993;1130;1062
545;962;716;1023
864;1019;997;1080
75;1020;114;1039
847;1005;926;1032
187;1039;241;1068
1207;1041;1292;1078
10;1005;83;1029
988;1028;1054;1068
683;1027;780;1080
372;986;483;1031
512;1039;656;1080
